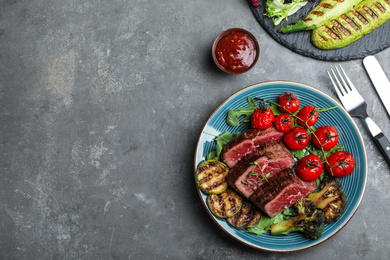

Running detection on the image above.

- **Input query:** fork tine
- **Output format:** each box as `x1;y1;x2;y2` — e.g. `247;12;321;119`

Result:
338;64;357;92
335;65;352;93
327;70;344;99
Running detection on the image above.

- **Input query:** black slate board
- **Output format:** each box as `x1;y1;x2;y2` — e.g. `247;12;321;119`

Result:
248;0;390;61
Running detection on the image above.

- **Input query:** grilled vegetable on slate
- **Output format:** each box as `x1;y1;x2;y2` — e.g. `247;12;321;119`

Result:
195;160;229;194
278;0;362;33
207;189;243;218
270;198;325;239
311;0;390;49
307;174;347;223
227;201;262;229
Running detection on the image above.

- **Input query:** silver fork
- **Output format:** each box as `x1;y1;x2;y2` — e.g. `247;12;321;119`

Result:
328;65;390;165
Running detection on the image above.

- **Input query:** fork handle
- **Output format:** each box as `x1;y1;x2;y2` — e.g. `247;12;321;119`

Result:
373;133;390;165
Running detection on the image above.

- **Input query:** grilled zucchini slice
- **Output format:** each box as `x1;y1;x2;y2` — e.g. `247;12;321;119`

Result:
227;201;262;229
195;160;229;194
311;0;390;49
207;189;243;218
278;0;362;33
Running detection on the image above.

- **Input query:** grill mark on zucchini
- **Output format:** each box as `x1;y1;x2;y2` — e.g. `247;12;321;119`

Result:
195;160;229;194
341;14;361;31
312;11;325;16
312;0;390;49
331;20;351;35
207;189;243;218
374;2;387;12
227;201;262;229
323;25;341;40
319;3;334;9
352;10;369;24
363;5;379;18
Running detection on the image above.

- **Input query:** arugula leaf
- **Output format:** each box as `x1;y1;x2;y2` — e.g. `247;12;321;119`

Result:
245;212;285;235
206;131;241;160
316;171;326;187
226;97;258;126
206;150;217;160
291;149;305;160
324;144;344;158
268;103;284;116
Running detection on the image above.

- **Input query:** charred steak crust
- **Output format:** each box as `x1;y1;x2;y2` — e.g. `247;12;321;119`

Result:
227;140;294;189
249;168;296;208
249;168;317;216
220;126;284;168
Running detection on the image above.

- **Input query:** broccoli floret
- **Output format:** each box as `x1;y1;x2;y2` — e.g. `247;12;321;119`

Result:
270;198;325;240
307;174;347;223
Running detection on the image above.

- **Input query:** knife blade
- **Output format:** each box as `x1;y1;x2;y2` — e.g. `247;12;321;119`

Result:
363;55;390;117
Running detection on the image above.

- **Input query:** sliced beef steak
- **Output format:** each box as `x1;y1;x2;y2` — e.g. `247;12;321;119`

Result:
227;140;295;198
221;126;284;168
249;168;317;218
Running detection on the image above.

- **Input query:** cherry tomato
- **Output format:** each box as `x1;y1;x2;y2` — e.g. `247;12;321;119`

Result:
296;155;324;181
279;93;300;113
297;105;319;126
274;114;293;132
251;107;275;130
284;127;309;150
313;126;339;150
326;151;355;177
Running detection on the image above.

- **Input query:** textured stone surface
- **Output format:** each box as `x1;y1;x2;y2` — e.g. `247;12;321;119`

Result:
0;0;389;259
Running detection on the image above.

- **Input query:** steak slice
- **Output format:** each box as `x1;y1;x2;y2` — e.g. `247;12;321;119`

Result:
227;140;295;198
249;168;318;218
221;126;284;168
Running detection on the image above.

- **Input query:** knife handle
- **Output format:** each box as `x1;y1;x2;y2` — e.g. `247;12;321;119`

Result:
364;116;390;165
373;132;390;165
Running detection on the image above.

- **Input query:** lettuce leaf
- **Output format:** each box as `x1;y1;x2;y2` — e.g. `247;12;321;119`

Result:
265;0;308;26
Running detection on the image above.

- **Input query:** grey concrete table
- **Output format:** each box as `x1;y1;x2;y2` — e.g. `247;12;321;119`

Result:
1;0;389;259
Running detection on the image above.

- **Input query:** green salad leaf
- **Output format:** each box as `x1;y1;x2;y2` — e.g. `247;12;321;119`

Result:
265;0;308;26
246;213;283;235
226;97;258;126
206;131;241;160
245;209;292;235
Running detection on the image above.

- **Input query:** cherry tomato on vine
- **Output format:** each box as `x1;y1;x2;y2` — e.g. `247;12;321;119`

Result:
279;93;300;113
297;105;319;126
284;127;309;150
296;155;324;181
274;114;293;132
251;107;275;130
326;151;355;177
313;126;339;150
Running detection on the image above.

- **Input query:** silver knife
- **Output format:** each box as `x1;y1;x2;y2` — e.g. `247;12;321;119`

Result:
363;55;390;117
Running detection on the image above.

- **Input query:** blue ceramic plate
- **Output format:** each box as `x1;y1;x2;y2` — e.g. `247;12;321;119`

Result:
194;81;367;252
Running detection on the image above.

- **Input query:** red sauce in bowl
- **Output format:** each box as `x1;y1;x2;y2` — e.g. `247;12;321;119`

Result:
215;31;257;73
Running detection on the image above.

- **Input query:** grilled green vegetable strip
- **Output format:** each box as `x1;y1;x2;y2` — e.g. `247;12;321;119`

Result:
311;0;390;49
207;189;243;218
227;201;262;229
195;160;229;194
278;0;363;33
